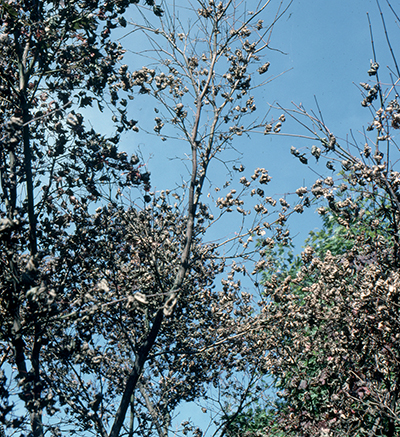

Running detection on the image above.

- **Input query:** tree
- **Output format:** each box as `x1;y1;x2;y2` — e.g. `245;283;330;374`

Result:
232;2;400;435
0;0;157;435
261;229;400;436
0;1;296;436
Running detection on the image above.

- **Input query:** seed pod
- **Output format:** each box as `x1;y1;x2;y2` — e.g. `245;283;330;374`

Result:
257;62;270;74
134;293;148;305
367;60;379;76
326;161;335;171
311;145;321;161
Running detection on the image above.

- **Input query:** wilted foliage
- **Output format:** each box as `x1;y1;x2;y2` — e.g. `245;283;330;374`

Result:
261;233;400;436
0;0;294;436
233;2;400;436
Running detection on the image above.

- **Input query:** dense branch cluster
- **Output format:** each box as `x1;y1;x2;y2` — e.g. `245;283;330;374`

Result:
0;1;296;436
262;236;400;436
3;0;400;436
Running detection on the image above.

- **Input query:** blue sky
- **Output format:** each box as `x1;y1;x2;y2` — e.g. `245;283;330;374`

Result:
3;1;398;436
86;0;399;433
131;0;398;432
114;0;397;248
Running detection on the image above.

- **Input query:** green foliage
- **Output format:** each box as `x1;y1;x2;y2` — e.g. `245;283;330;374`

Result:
262;185;394;286
225;407;285;437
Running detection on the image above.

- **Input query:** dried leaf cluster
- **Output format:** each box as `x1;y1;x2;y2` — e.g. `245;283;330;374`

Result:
0;1;295;436
229;3;400;436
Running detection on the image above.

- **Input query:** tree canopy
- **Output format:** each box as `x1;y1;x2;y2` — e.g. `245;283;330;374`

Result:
0;0;294;436
2;0;400;436
224;1;400;435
